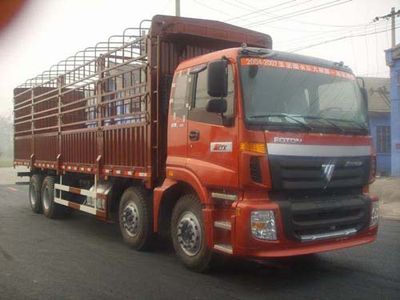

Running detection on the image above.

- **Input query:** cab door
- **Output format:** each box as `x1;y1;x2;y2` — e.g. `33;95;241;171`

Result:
167;69;191;168
186;63;239;189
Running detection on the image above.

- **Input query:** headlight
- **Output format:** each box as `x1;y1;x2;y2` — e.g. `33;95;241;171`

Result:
370;201;379;228
251;210;277;240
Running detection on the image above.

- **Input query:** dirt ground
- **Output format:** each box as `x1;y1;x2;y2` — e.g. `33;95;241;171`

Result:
0;167;399;220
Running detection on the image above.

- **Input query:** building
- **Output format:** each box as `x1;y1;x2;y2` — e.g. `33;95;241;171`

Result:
363;77;391;175
386;44;400;177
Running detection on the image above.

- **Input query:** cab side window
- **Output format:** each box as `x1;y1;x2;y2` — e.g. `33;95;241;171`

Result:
171;71;191;119
189;64;234;125
192;70;208;110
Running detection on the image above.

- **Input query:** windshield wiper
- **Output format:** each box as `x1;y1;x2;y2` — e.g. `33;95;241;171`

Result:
325;118;369;131
299;115;346;133
300;115;369;133
249;113;313;131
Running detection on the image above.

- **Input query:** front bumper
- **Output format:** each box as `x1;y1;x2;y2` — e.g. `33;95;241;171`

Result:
230;193;378;258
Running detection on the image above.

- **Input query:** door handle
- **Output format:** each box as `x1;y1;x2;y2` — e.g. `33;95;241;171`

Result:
189;130;200;141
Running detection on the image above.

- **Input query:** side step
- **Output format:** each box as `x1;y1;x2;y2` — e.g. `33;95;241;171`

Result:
214;221;231;230
214;244;233;254
17;172;32;177
54;183;107;219
54;197;97;215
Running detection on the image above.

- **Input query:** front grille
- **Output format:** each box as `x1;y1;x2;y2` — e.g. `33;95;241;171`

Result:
276;194;371;241
269;155;370;190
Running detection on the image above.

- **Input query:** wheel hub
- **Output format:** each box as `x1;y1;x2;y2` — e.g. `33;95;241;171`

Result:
122;202;140;237
42;187;50;211
177;212;201;257
30;185;36;206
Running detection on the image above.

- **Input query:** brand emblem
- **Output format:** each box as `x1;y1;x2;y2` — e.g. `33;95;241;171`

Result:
322;163;335;183
210;142;232;153
273;137;303;144
344;161;362;167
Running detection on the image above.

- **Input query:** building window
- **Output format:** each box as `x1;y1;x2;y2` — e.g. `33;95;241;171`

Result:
376;126;391;153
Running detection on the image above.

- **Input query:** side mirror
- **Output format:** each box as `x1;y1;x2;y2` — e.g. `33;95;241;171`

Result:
206;98;227;114
360;87;368;109
207;60;228;98
357;77;366;88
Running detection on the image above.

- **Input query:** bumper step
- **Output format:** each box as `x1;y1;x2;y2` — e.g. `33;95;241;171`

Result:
214;221;231;230
300;228;358;242
214;244;233;254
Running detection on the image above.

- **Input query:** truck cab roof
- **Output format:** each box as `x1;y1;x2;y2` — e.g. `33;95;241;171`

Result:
177;46;353;75
240;47;353;73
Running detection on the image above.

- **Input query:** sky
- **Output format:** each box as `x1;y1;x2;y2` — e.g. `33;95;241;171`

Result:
0;0;398;117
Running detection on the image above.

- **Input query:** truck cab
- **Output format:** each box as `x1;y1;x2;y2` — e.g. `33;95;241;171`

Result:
161;46;378;269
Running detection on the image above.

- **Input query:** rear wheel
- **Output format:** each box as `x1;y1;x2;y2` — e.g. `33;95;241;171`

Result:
41;176;69;219
29;174;43;213
171;194;212;272
119;187;153;251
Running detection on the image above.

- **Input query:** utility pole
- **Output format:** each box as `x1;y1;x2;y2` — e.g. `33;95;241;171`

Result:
175;0;180;17
374;7;400;48
392;7;396;48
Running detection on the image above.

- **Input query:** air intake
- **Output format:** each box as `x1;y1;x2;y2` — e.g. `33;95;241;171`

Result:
250;156;262;183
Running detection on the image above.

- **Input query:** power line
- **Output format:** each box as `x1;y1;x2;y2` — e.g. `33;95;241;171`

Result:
195;0;304;24
287;26;400;52
289;25;393;52
364;28;370;76
225;0;371;28
225;0;343;26
244;0;352;28
279;18;370;28
223;0;296;22
375;23;379;75
240;0;317;23
200;0;367;31
276;21;387;47
238;21;380;44
192;0;236;18
238;0;344;27
225;1;351;34
260;12;387;48
219;0;253;11
350;30;358;72
231;0;371;28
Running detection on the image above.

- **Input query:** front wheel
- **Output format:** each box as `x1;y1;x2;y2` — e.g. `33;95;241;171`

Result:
171;194;212;272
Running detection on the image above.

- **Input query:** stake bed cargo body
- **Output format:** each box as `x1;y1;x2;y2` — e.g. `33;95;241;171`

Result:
14;15;270;187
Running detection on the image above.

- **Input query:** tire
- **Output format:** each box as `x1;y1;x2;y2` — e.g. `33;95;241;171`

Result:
119;186;153;251
171;194;212;272
41;176;69;219
29;174;43;213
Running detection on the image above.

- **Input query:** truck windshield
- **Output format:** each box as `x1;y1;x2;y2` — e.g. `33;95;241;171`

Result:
239;57;368;134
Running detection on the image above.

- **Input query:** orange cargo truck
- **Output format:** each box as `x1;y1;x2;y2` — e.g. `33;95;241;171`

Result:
13;15;379;271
